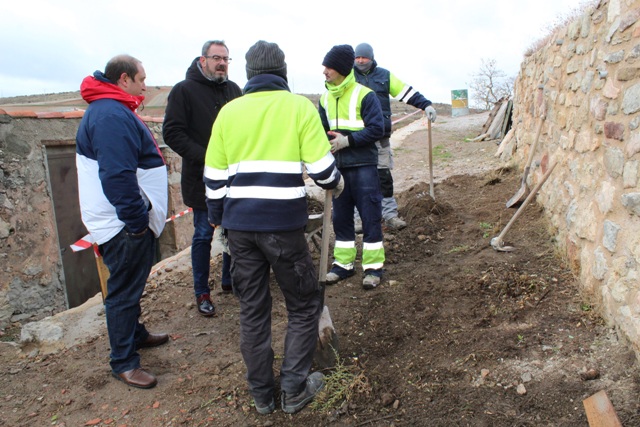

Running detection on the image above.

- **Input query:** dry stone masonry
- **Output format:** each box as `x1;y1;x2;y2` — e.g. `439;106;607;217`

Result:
504;0;640;356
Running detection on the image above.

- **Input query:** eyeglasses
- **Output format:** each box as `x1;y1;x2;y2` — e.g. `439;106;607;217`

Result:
204;55;232;63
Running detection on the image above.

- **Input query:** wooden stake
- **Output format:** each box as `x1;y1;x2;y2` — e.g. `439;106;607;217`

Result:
583;390;622;427
93;244;109;301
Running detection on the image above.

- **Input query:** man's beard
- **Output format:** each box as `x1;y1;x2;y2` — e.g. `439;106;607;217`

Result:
205;66;228;83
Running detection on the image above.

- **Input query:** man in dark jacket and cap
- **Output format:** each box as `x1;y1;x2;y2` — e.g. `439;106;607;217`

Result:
353;42;436;231
163;40;242;317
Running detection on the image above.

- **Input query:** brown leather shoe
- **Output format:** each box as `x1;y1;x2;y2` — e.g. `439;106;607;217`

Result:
137;333;169;350
112;368;157;389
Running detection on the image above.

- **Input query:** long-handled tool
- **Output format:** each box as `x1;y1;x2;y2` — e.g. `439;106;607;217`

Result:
428;119;435;199
314;189;339;369
506;115;545;208
491;160;557;252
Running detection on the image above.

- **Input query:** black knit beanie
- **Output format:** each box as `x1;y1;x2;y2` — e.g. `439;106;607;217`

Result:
355;43;374;60
322;44;355;77
245;40;287;80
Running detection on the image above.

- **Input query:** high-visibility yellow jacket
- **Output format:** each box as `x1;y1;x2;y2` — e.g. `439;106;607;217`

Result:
204;74;341;232
318;71;384;168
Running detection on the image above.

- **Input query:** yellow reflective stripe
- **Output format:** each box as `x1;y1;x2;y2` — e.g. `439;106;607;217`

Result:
363;241;385;270
204;165;228;180
227;185;306;200
349;85;362;121
334;242;356;269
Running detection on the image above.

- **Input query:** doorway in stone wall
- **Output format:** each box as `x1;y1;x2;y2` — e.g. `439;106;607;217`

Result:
44;142;101;308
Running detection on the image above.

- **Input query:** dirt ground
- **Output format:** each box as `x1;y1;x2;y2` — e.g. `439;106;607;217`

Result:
2;110;640;427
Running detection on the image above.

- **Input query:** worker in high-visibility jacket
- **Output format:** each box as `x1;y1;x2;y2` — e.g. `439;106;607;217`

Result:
204;40;344;415
318;44;386;290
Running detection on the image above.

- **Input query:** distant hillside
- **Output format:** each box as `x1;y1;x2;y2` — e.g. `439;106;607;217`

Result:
0;87;453;120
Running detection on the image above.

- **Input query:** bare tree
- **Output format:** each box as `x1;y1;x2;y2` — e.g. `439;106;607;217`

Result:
469;58;514;110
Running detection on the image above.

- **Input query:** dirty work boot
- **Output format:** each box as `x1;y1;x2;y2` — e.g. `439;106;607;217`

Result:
362;269;382;290
254;397;275;415
281;372;325;414
385;216;407;230
326;266;355;285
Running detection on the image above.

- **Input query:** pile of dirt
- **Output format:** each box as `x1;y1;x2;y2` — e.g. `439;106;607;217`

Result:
1;112;638;427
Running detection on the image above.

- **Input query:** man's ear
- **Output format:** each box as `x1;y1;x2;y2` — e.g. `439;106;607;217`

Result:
119;72;128;86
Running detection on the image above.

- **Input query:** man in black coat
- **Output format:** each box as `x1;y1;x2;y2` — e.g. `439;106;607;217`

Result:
163;40;242;317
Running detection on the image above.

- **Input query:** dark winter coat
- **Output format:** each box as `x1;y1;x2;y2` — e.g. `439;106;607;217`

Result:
354;60;432;138
163;58;242;210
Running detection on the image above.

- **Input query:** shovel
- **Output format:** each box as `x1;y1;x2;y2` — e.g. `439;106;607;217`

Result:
506;115;545;208
314;189;339;369
428;118;435;200
491;160;557;252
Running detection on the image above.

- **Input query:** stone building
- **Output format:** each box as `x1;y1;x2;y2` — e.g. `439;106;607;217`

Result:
0;110;191;327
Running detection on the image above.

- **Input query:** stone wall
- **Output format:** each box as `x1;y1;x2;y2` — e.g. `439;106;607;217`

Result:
0;113;191;328
503;0;640;354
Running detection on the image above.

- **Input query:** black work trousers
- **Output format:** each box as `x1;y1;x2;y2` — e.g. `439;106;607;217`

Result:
227;228;323;403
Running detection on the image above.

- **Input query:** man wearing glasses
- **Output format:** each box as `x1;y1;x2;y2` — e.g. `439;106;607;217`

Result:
163;40;242;317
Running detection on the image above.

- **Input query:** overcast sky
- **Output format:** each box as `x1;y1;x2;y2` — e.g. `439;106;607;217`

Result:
1;0;588;103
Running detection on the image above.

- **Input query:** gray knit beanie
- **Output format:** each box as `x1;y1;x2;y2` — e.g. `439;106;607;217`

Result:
245;40;287;80
322;45;355;77
355;43;374;60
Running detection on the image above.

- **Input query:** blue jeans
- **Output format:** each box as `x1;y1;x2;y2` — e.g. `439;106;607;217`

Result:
192;209;233;296
99;228;155;374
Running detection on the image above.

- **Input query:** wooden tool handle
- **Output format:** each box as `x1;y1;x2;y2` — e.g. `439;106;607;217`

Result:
496;160;557;243
524;115;545;170
318;189;332;282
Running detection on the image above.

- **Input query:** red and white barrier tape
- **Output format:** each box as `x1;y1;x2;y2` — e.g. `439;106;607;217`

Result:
166;207;192;223
391;108;423;125
70;207;194;252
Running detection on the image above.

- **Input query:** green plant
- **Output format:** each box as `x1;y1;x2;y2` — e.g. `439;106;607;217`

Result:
517;334;525;346
447;245;470;254
433;145;452;160
479;222;493;238
311;352;371;412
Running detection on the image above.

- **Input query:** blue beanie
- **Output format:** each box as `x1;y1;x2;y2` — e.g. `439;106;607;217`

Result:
322;45;355;77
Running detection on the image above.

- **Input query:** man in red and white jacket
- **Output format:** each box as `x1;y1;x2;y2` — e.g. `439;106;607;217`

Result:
76;54;169;390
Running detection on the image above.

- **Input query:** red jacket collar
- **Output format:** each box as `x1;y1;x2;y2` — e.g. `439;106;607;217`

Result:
80;74;144;112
